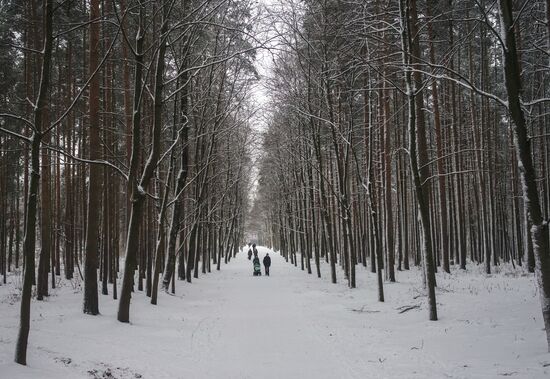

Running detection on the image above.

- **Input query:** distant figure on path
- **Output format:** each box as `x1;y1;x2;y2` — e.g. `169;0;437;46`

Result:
247;246;253;260
263;253;271;276
253;254;261;276
252;243;258;257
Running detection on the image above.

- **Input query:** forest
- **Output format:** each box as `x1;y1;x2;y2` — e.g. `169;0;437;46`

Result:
0;0;549;378
254;0;550;347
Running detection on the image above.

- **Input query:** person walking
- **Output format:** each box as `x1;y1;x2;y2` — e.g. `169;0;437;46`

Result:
263;253;271;276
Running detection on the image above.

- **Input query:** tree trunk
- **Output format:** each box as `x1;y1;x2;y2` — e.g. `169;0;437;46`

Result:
117;6;146;323
427;1;450;273
498;0;550;350
15;0;53;365
118;1;169;322
400;0;438;321
83;0;102;315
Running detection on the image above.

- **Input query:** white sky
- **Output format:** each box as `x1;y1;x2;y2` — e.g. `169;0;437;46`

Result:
245;0;282;206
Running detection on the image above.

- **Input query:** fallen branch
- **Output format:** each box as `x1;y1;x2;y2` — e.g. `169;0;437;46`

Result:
351;306;380;314
397;304;421;314
410;339;424;350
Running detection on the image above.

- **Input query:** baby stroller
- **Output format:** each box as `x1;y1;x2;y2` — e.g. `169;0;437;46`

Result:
253;261;262;276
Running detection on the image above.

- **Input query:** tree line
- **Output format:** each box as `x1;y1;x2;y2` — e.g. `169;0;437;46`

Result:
254;0;550;350
0;0;259;365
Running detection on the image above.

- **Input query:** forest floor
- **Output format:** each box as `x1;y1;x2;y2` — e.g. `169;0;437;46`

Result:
0;246;549;378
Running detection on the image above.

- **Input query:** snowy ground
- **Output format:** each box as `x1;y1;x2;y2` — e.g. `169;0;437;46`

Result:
1;246;549;378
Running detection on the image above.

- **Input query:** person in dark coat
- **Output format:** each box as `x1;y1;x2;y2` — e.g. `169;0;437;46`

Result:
252;243;258;257
247;247;252;260
263;253;271;276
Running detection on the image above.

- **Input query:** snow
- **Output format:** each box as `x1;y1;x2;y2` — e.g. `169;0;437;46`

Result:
1;246;549;378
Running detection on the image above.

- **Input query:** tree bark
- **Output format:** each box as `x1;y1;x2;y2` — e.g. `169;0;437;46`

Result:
15;0;53;365
400;0;438;321
83;0;102;316
118;1;169;322
498;0;550;350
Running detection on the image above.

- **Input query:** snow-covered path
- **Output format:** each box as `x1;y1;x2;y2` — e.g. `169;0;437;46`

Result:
184;247;348;379
1;246;550;378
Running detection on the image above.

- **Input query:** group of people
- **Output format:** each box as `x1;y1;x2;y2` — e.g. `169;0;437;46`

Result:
247;243;271;276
